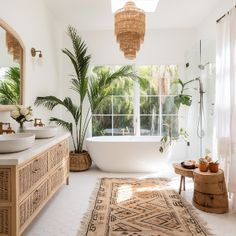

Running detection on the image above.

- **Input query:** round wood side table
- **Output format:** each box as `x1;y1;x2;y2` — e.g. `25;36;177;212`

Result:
173;163;194;194
193;169;229;214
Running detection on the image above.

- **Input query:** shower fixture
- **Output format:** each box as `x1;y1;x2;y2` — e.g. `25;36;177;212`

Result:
198;62;210;70
193;77;205;157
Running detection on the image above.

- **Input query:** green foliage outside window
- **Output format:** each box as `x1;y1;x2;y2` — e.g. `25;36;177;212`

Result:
92;65;180;137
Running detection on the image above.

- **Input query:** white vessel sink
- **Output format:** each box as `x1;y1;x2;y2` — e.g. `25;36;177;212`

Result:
24;126;58;139
0;133;35;153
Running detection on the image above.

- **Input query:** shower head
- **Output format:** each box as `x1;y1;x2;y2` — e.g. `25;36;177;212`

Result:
198;62;210;70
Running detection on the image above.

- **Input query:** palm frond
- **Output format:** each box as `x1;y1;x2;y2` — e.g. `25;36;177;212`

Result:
49;117;72;132
62;26;91;103
49;117;77;151
35;96;64;110
88;66;139;112
35;96;81;123
62;97;81;124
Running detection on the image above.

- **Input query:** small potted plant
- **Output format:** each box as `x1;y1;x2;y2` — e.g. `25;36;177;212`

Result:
10;105;33;132
209;160;219;173
198;157;209;172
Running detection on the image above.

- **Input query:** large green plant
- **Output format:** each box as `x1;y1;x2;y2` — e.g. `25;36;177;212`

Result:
0;67;20;105
35;26;138;153
173;79;194;109
159;78;199;153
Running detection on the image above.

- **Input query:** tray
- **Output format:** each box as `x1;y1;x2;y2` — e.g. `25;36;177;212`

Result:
181;161;196;169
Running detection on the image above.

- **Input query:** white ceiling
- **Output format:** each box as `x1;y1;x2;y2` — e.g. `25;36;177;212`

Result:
44;0;222;30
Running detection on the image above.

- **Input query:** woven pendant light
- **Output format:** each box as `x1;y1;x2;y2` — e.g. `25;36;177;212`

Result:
114;1;145;60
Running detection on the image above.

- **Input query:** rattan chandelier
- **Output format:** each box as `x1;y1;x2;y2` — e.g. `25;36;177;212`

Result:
114;1;145;60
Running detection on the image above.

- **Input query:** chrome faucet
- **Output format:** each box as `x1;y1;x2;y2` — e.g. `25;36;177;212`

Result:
0;122;15;134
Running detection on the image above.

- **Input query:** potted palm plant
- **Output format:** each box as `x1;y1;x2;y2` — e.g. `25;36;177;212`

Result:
35;26;137;171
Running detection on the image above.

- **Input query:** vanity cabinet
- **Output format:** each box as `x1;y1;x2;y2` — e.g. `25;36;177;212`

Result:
0;136;69;236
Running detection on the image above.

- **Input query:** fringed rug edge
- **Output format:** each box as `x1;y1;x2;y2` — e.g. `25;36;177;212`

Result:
77;178;102;236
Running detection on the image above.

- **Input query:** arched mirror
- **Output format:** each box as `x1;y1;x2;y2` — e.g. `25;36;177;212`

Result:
0;19;24;111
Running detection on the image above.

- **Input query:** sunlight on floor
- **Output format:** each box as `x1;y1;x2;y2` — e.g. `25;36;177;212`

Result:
117;185;133;203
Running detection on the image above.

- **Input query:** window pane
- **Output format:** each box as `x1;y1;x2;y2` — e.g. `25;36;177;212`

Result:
162;116;179;137
91;65;133;96
140;96;159;114
139;66;159;95
113;115;133;135
92;116;112;136
113;96;133;114
111;77;133;96
140;115;160;136
139;65;179;96
94;97;112;114
162;96;178;114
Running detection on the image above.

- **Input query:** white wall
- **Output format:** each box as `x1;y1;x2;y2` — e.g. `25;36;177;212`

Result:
197;0;236;40
0;0;63;129
70;29;196;66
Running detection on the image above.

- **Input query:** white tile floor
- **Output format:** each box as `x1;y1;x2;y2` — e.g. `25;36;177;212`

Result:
23;165;236;236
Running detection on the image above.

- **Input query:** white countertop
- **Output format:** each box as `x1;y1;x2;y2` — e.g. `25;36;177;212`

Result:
0;131;70;165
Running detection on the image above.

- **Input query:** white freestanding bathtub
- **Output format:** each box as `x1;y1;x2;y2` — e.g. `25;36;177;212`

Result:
86;136;173;173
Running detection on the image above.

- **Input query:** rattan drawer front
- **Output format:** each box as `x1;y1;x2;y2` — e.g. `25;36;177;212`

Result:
19;180;49;228
50;162;67;193
49;140;69;170
0;169;11;202
19;152;48;197
0;207;10;235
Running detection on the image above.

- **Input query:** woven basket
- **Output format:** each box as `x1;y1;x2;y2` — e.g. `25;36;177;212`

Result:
69;151;92;172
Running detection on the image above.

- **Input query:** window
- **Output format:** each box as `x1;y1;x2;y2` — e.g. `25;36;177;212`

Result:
91;65;179;137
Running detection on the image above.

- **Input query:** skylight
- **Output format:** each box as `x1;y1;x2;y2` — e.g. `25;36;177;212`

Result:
111;0;160;13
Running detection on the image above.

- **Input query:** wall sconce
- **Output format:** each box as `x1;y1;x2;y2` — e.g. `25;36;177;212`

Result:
31;48;43;58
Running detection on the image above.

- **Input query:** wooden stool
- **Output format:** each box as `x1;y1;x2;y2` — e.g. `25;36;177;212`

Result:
193;169;229;214
173;163;194;194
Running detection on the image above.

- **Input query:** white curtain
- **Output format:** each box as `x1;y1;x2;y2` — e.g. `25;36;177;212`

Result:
214;8;236;211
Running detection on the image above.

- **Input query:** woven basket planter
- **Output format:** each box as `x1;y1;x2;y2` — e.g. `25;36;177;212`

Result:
69;151;92;172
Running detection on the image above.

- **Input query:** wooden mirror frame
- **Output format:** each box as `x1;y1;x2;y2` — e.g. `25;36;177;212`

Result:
0;18;25;112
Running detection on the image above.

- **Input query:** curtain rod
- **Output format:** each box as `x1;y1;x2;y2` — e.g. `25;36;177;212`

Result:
216;5;236;23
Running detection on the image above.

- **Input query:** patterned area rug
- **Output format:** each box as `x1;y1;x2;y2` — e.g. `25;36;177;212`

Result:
79;178;213;236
